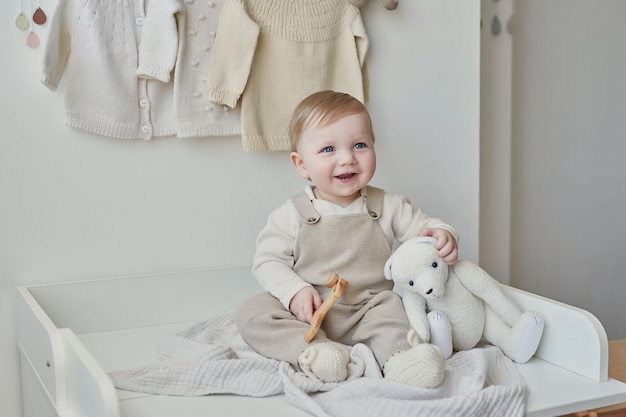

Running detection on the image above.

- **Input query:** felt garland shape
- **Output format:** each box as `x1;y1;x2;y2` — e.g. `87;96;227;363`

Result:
15;13;29;30
15;0;29;30
26;30;40;48
491;14;501;36
507;13;520;34
24;0;42;48
33;7;46;25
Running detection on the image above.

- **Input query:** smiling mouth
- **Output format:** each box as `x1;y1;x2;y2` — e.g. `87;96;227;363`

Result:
336;173;356;180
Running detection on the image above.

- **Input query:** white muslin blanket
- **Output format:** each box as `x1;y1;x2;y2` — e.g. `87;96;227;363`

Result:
110;310;527;417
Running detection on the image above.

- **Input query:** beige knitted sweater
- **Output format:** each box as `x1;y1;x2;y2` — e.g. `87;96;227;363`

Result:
207;0;369;151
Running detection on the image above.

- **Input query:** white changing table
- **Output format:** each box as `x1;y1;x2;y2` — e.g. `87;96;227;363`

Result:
16;266;626;417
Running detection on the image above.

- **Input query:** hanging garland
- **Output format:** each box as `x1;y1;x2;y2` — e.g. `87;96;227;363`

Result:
15;0;47;48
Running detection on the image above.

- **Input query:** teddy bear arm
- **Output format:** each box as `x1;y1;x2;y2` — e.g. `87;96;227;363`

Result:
452;261;523;326
402;292;430;343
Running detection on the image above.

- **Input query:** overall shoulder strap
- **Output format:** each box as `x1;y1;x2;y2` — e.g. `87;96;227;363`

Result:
362;186;384;220
290;191;320;224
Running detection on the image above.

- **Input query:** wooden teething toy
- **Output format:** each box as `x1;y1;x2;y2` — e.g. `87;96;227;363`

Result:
304;273;349;343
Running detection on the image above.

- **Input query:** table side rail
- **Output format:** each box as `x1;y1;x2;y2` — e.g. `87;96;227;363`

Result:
16;286;68;407
501;284;608;382
59;328;121;417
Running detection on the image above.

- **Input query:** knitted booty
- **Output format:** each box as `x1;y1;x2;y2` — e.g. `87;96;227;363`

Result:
383;343;445;388
298;342;351;383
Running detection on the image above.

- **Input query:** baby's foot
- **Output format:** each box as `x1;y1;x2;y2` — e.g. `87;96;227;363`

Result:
383;343;445;388
298;342;351;383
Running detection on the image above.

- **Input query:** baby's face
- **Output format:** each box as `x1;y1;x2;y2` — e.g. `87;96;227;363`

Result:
291;112;376;207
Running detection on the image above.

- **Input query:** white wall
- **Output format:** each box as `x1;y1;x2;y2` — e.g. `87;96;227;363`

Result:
480;0;514;284
507;0;626;339
1;1;480;416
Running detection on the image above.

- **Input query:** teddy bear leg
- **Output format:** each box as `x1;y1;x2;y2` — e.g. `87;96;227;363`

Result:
483;308;545;363
427;311;453;359
509;311;544;363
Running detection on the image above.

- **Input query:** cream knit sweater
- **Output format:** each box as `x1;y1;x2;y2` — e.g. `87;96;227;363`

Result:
207;0;369;151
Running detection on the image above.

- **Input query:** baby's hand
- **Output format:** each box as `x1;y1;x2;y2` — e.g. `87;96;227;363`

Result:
421;227;458;265
289;286;322;324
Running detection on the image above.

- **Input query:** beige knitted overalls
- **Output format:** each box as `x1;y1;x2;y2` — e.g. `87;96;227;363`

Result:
236;186;413;368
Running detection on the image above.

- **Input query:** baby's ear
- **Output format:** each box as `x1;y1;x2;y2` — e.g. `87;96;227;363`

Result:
290;152;309;181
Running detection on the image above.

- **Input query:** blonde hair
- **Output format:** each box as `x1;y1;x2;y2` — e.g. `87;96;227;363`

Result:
288;91;374;152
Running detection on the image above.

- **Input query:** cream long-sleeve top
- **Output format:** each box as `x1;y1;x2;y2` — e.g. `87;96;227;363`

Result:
253;186;459;310
42;0;240;139
207;0;369;151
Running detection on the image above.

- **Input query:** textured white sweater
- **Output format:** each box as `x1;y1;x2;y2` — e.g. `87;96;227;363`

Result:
207;0;369;151
42;0;240;139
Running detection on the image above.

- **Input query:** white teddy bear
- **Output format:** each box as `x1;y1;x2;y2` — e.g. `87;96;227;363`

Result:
384;236;544;363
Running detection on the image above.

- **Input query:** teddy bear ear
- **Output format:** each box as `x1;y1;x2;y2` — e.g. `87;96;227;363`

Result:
384;254;394;280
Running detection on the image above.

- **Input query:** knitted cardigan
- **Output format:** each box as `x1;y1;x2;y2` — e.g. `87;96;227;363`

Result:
207;0;369;151
42;0;240;139
138;0;241;138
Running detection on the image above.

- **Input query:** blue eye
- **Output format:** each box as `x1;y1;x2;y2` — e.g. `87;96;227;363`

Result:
354;142;365;149
322;146;334;153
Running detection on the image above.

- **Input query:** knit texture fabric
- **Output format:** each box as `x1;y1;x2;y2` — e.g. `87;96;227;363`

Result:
207;0;369;151
382;344;446;388
42;0;176;139
111;311;528;417
298;342;352;383
138;0;242;137
42;0;240;139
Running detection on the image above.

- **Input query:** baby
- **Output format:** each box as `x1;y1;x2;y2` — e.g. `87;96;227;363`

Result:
236;90;458;387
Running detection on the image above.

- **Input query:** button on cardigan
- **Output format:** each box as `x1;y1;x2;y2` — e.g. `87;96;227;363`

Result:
42;0;240;140
207;0;369;151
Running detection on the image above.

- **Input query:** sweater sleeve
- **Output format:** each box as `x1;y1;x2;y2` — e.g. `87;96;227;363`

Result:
206;0;260;108
351;11;369;100
136;0;183;82
351;11;369;69
41;0;72;91
252;202;311;310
